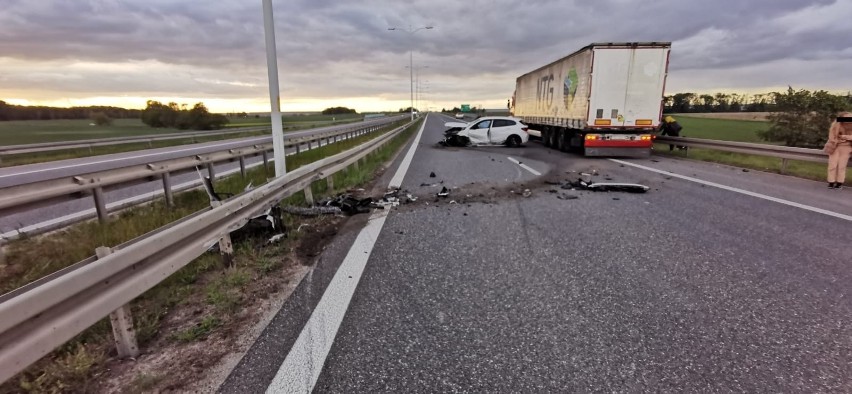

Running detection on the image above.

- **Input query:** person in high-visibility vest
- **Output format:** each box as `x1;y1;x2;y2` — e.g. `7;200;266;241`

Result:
825;111;852;189
659;115;684;151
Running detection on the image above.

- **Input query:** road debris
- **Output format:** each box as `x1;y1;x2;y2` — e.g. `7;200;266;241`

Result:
437;187;450;197
522;189;532;197
283;206;343;216
557;194;579;200
429;172;436;178
230;206;286;244
555;178;650;193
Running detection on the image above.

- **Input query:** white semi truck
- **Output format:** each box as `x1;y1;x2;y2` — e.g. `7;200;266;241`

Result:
512;42;671;156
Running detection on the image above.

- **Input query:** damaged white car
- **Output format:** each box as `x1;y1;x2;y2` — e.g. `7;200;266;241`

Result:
441;116;530;147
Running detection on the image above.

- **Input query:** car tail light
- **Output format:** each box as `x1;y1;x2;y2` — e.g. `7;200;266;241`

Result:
521;127;529;132
640;134;652;141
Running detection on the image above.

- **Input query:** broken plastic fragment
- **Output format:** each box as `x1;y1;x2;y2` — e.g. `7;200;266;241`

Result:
437;187;449;197
522;189;532;197
429;172;436;178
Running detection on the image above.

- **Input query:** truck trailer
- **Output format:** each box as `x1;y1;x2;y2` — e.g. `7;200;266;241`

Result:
512;42;671;157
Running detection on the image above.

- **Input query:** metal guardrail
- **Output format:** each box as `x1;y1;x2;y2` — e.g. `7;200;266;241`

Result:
0;126;271;157
0;117;418;383
0;118;368;158
0;116;406;233
654;135;843;173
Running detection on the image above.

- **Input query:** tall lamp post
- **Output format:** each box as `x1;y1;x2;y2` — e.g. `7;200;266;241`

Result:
406;65;428;112
262;0;286;177
388;25;434;121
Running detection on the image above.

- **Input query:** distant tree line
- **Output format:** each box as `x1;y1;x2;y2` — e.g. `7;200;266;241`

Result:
141;100;228;130
0;100;141;121
441;106;485;114
663;90;852;114
321;107;357;115
666;88;851;148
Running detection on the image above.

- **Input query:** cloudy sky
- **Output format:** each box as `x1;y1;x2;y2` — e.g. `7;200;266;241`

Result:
1;0;849;113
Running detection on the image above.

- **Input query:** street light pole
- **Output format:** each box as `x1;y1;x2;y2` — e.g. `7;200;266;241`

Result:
262;0;286;177
388;25;434;121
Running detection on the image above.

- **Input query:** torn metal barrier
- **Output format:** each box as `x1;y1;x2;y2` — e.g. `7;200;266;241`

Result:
563;178;650;193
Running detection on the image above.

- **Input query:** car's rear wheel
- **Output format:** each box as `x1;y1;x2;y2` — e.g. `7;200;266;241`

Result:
506;135;522;148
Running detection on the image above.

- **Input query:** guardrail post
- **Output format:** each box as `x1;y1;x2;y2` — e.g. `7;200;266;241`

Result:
210;201;234;266
207;163;216;182
239;156;247;178
96;246;140;359
262;150;269;173
307;140;313;150
326;177;334;193
162;172;174;207
296;143;301;154
93;187;109;223
780;158;789;174
304;185;315;205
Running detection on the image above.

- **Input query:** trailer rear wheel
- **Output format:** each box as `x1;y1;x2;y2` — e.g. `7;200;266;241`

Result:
542;128;552;148
557;130;569;152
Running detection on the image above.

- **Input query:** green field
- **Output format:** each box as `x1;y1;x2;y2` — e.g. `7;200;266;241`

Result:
655;115;826;181
0;114;366;146
671;115;770;142
0;118;184;145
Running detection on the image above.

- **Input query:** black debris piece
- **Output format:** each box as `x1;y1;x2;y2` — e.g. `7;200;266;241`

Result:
544;180;562;185
437;187;450;197
231;206;286;244
651;159;660;163
548;189;558;193
283;206;343;216
613;197;621;201
742;169;750;172
561;178;649;193
557;194;579;200
429;172;436;178
463;213;468;216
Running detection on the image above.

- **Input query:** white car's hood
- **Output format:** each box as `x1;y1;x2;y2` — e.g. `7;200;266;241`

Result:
443;122;467;128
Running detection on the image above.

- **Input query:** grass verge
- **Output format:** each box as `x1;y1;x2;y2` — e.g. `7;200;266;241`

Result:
0;117;421;393
653;144;826;181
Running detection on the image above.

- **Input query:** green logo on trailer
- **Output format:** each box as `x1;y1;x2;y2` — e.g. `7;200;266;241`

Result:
461;104;470;112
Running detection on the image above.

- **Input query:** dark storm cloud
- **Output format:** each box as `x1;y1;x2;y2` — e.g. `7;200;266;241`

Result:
0;0;849;105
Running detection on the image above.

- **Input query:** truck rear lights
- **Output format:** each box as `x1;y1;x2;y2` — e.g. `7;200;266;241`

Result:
593;119;611;126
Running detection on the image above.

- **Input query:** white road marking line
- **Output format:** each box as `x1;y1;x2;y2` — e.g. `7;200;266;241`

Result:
611;159;852;222
0;136;272;179
265;116;426;393
388;117;427;188
507;156;542;176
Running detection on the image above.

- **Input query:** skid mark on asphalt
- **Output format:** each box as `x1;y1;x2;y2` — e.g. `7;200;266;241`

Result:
612;159;852;222
264;116;428;393
507;156;542;176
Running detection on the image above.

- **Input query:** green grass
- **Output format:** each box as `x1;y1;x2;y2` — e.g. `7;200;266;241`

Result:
0;118;184;145
654;145;826;181
673;116;770;143
173;316;221;343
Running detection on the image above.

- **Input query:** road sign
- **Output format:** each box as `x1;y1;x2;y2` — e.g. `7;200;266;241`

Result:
461;104;470;112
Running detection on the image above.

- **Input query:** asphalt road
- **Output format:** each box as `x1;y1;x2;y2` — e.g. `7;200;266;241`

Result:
225;113;852;392
0;117;404;237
